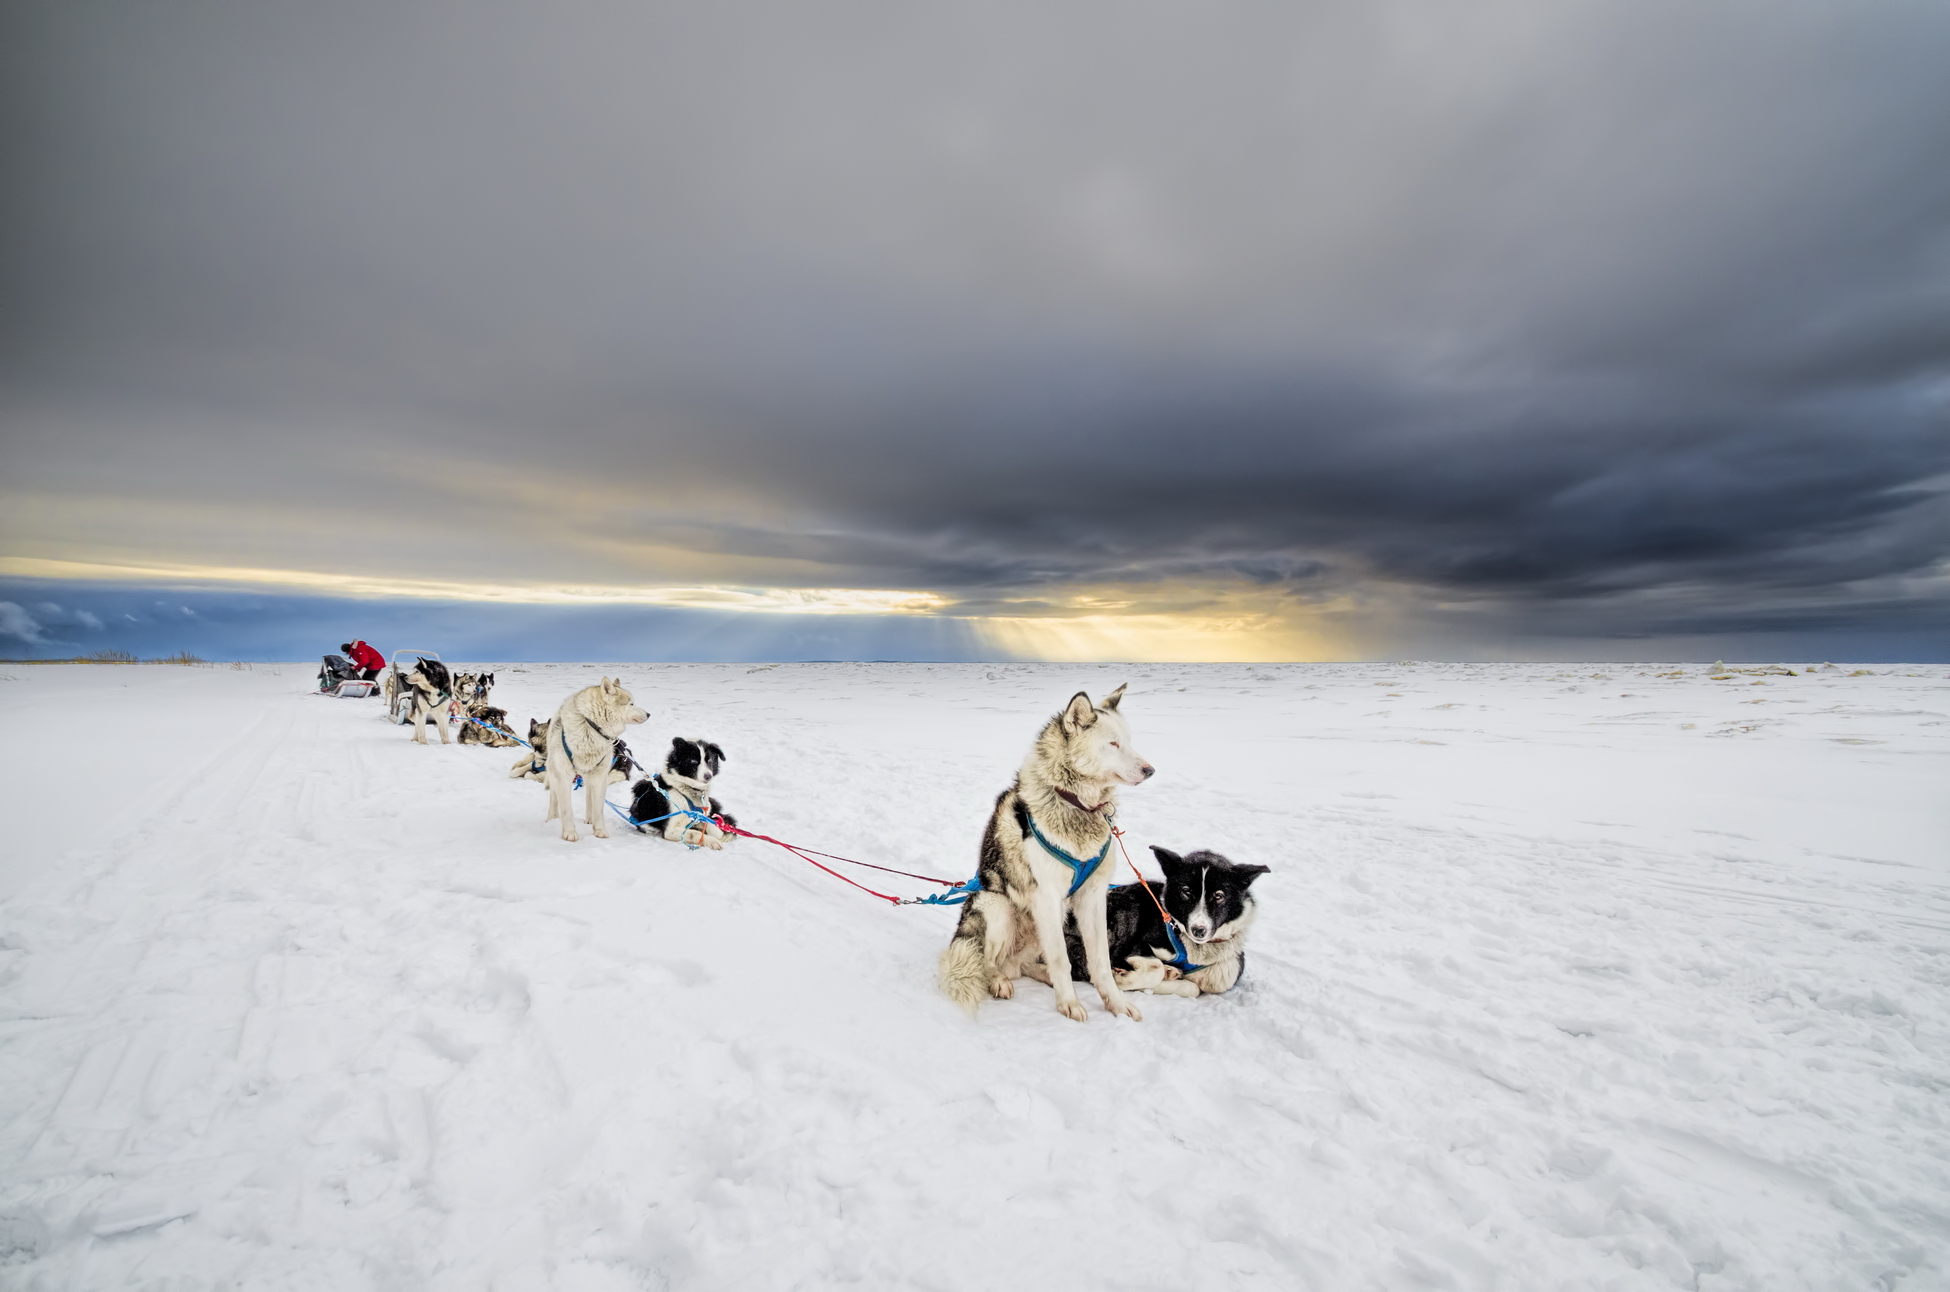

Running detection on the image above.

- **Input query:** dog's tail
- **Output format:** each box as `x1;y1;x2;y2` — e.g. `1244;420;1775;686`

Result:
938;929;990;1018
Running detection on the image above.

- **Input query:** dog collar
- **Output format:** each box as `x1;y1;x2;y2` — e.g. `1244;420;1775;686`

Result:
1053;787;1109;815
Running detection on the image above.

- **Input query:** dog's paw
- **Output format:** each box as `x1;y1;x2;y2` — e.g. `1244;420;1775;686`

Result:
1056;996;1088;1022
591;825;610;839
1102;991;1143;1021
989;975;1015;999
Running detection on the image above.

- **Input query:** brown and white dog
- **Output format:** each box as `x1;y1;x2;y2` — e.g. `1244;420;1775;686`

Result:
937;685;1155;1022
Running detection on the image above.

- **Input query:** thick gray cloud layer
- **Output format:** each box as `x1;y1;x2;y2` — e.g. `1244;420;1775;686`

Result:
4;0;1948;648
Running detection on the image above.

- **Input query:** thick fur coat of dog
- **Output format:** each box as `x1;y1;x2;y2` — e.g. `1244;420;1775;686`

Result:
628;737;738;849
1059;846;1268;997
544;678;648;842
509;719;552;781
509;719;637;788
393;658;454;745
457;700;520;747
938;685;1155;1022
452;671;495;705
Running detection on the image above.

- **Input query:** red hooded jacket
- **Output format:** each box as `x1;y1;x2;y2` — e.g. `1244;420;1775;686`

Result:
347;640;385;671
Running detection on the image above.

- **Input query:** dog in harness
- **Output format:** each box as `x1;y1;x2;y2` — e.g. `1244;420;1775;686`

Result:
399;658;454;745
510;719;639;787
540;678;648;842
627;737;738;849
1062;847;1268;997
457;699;520;747
936;685;1156;1022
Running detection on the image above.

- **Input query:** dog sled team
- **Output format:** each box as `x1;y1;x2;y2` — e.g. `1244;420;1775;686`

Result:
349;655;1269;1019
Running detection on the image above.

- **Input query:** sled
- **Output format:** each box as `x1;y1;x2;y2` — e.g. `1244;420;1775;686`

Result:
316;653;380;698
384;649;448;725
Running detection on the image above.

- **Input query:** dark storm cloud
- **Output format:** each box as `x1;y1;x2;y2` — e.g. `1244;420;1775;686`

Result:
3;0;1947;652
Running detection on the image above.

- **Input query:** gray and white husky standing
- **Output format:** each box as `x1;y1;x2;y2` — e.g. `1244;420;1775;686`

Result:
938;685;1156;1022
543;677;648;842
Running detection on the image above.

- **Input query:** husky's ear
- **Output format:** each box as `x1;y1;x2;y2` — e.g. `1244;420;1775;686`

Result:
705;742;726;762
1229;862;1272;887
1061;691;1097;731
1101;683;1127;711
1149;845;1187;870
670;736;691;752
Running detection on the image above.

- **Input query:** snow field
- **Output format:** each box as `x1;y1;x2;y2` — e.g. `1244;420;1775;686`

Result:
0;660;1945;1290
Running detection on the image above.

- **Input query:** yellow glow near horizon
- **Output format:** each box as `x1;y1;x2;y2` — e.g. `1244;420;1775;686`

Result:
0;556;1364;660
0;556;947;616
976;611;1349;663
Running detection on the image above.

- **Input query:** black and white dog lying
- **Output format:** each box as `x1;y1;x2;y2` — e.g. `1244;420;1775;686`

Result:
1060;846;1269;997
628;737;737;850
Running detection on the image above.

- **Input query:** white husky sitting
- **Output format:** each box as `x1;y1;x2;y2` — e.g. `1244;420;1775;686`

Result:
543;677;648;842
937;684;1156;1022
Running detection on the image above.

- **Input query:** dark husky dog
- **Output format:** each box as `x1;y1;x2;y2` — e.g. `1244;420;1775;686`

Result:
457;700;519;747
628;737;737;849
412;657;453;698
393;657;455;745
1056;846;1269;997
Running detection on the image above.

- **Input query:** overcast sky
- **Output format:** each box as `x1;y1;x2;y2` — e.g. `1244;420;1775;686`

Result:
3;0;1947;661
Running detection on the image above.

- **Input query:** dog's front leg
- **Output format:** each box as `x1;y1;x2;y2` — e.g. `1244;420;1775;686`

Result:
1074;887;1142;1021
1113;956;1169;994
552;770;579;842
976;893;1017;998
586;771;609;838
1030;886;1088;1022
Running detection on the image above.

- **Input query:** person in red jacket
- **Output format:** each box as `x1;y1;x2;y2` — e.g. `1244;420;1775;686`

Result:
342;640;385;681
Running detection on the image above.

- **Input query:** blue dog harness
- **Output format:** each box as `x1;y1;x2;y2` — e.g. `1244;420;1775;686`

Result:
1022;812;1114;896
557;722;582;788
1159;917;1204;977
558;715;623;791
1107;880;1205;978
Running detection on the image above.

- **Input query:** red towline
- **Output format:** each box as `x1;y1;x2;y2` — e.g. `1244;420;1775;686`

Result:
713;820;958;905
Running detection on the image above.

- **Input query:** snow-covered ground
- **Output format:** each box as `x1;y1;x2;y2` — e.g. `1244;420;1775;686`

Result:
1;659;1945;1291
